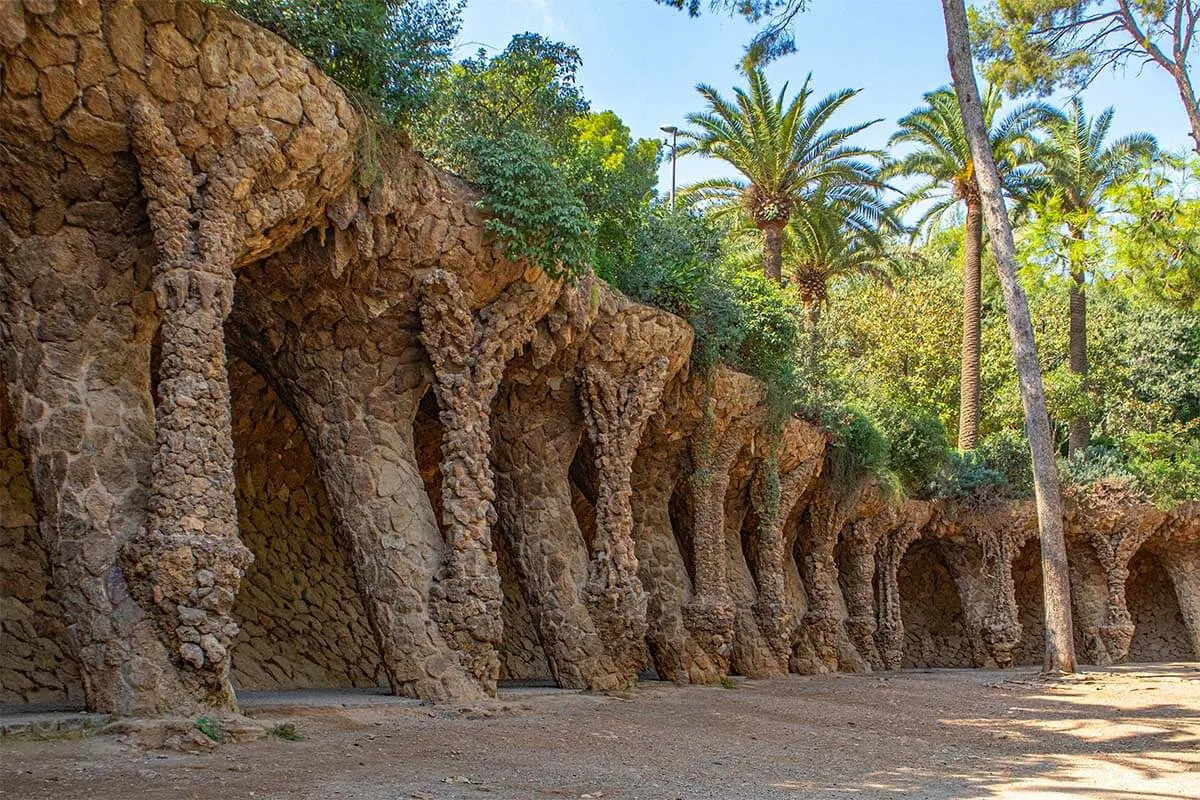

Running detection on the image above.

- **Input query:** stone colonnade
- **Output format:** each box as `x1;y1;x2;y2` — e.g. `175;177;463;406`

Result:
1;0;1198;715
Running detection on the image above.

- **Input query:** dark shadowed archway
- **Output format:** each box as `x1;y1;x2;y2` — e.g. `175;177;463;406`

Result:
1126;548;1192;662
898;540;973;668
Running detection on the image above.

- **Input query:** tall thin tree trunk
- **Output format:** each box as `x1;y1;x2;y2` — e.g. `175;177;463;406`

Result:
1067;242;1089;456
762;221;784;282
958;197;983;451
1176;70;1200;156
941;0;1077;674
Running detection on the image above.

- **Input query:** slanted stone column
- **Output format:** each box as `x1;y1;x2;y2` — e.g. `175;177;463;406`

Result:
1072;485;1167;664
682;404;743;675
797;474;865;673
121;100;282;708
838;495;897;670
752;453;820;670
629;423;717;683
875;520;925;670
418;268;559;693
578;356;669;679
976;529;1022;669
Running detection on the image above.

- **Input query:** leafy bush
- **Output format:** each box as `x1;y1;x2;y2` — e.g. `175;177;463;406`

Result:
605;209;726;314
872;405;949;494
415;33;588;168
976;430;1034;495
194;716;226;743
1125;425;1200;506
819;403;892;481
415;35;657;281
931;451;1006;500
1059;445;1137;489
212;0;463;123
727;269;804;385
931;430;1032;500
459;133;593;279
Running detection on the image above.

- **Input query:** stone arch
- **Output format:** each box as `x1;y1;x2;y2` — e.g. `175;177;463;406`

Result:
1126;548;1192;662
898;539;973;668
0;378;84;708
569;439;599;553
668;480;697;587
227;357;385;690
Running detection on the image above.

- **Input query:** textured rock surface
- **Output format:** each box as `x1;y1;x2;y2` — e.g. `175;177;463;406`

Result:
228;359;384;691
1;0;1196;716
1;379;84;705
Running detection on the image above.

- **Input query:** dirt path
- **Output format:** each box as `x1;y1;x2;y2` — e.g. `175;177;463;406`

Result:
3;665;1198;800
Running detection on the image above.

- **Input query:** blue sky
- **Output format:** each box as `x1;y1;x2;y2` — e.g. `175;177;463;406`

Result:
456;0;1194;195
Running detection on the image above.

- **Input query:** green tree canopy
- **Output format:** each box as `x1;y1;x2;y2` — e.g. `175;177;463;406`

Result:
970;0;1199;153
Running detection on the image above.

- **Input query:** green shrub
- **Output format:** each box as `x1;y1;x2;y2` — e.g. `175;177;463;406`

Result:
819;403;892;480
975;430;1034;496
1125;425;1200;505
194;716;225;743
931;431;1032;500
605;208;725;314
211;0;463;124
459;132;593;280
931;451;1006;500
1059;445;1139;491
872;405;949;494
727;269;803;386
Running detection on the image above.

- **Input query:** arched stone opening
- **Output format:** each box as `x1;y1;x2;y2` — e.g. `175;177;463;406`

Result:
227;358;385;691
668;481;697;587
898;539;973;668
569;440;599;553
0;380;84;708
1012;537;1045;666
1126;548;1192;662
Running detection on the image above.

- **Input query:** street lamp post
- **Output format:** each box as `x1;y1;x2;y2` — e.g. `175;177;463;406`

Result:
660;125;678;211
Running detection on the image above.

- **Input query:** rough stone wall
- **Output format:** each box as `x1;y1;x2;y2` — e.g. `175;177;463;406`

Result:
1;380;83;706
1011;538;1046;666
227;359;384;690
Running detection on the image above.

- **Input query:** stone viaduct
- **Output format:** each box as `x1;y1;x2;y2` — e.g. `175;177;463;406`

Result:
1;0;1197;714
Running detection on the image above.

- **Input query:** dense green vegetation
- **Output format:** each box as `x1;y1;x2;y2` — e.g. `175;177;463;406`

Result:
209;0;1200;506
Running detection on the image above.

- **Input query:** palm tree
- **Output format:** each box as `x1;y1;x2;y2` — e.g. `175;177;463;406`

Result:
1037;99;1157;455
679;67;883;283
886;85;1052;451
727;184;900;360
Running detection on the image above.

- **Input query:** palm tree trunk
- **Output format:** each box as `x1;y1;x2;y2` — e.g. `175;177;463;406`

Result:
1067;251;1089;457
942;0;1076;675
761;221;784;283
957;196;983;451
806;297;821;371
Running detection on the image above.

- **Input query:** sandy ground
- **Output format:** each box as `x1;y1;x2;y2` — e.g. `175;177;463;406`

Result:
2;664;1198;800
